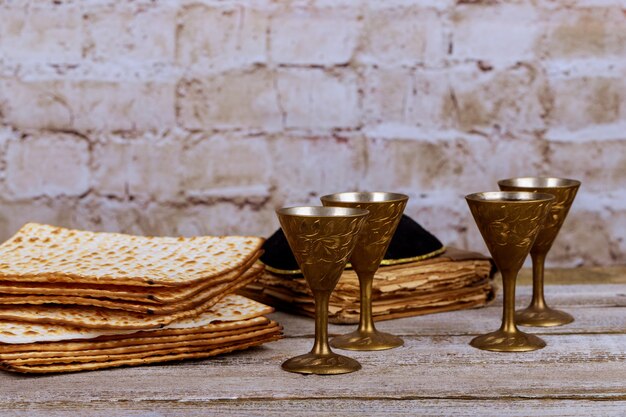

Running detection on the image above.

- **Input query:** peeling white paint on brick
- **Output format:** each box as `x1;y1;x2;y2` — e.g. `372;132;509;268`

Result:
0;0;624;266
5;134;90;199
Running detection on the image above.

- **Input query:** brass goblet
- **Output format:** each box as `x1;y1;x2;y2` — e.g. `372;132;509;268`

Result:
321;192;408;351
466;192;554;352
498;177;581;327
277;206;369;374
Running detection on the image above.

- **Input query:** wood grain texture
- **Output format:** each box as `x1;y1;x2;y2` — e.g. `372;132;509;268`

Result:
517;266;626;285
275;283;626;337
274;305;626;337
1;400;625;417
0;334;624;402
0;267;623;415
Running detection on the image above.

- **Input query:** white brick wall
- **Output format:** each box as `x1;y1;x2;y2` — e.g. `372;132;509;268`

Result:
276;68;360;130
84;3;176;63
6;134;90;198
177;4;267;70
360;5;446;66
270;5;360;65
0;78;176;131
177;69;282;131
0;4;83;63
451;4;540;64
0;0;624;266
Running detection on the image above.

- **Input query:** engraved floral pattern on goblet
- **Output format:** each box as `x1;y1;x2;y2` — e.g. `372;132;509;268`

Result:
466;191;554;352
498;177;581;327
282;216;364;291
321;192;408;351
348;200;405;272
525;184;578;252
471;201;549;273
277;206;369;375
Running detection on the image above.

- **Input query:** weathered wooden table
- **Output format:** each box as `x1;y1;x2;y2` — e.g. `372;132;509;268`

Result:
0;267;624;416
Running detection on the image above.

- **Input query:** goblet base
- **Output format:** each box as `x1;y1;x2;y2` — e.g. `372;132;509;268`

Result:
516;305;574;327
330;329;404;351
281;352;361;375
470;329;546;352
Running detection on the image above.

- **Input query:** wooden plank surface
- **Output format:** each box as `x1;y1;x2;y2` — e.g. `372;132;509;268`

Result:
276;305;625;337
276;283;626;337
1;334;623;402
2;400;626;417
518;266;626;285
0;267;624;416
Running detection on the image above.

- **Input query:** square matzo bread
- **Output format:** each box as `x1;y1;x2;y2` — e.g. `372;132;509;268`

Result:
0;223;264;286
0;294;275;344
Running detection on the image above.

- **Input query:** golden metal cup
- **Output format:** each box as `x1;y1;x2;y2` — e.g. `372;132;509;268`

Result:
321;192;408;351
498;177;581;327
277;206;369;374
466;191;554;352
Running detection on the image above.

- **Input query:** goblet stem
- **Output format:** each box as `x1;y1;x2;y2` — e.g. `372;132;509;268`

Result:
311;290;332;356
500;269;519;334
530;251;547;309
330;269;403;350
470;266;546;351
516;250;574;327
283;285;361;374
356;271;376;334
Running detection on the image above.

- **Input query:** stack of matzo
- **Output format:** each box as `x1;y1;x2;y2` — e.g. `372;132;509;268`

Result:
242;248;496;324
0;223;282;373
